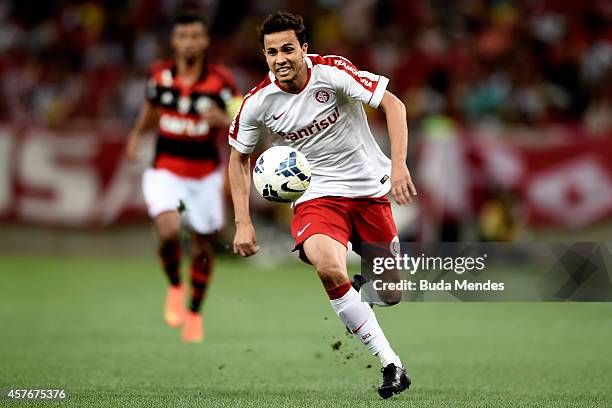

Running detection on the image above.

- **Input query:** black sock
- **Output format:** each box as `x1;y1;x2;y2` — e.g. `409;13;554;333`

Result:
158;239;182;286
189;251;213;312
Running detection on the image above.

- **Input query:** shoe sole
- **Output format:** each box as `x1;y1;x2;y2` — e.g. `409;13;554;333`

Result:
378;377;411;399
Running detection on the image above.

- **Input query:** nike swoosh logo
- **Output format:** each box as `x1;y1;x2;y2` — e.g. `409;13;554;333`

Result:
281;181;307;193
273;111;287;120
297;222;312;237
352;319;369;333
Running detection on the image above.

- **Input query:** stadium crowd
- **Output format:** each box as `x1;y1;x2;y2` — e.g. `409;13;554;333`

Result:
1;0;612;243
0;0;610;135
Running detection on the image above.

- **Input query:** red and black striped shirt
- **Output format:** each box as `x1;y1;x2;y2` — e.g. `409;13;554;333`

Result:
147;60;239;178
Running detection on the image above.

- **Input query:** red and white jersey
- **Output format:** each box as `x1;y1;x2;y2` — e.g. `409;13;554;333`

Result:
229;54;392;204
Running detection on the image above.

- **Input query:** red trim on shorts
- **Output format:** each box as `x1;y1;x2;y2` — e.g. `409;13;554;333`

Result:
326;281;352;300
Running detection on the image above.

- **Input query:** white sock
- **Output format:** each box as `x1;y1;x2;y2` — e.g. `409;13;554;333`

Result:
377;345;402;367
330;287;399;360
369;300;396;307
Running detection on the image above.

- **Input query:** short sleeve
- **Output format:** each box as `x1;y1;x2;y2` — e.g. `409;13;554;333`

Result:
145;62;171;106
326;56;389;109
228;96;261;154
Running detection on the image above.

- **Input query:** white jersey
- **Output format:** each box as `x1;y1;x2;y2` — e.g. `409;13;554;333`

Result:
229;54;392;204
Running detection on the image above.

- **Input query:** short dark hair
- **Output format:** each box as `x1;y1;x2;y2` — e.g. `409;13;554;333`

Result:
259;11;306;46
173;13;207;30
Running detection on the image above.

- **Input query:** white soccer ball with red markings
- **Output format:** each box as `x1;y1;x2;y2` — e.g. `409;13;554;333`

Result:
252;146;311;203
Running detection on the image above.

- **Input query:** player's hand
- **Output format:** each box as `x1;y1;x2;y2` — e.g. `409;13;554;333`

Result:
203;104;232;128
125;133;140;161
391;163;417;205
233;221;260;257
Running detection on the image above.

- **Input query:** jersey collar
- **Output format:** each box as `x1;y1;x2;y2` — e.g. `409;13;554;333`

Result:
170;60;209;89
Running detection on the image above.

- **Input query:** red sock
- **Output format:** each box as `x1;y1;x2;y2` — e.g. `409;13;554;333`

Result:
326;281;352;300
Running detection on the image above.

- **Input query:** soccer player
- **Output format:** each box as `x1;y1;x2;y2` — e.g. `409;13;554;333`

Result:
228;12;416;398
127;14;241;342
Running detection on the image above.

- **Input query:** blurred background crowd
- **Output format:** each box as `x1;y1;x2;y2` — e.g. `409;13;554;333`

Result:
1;0;610;131
1;0;611;250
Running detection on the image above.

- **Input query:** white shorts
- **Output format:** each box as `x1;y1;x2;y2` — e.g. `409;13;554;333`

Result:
142;168;225;235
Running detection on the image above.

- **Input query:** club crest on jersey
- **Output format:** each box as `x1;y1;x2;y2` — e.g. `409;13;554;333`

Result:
178;96;191;114
277;107;339;142
314;89;332;105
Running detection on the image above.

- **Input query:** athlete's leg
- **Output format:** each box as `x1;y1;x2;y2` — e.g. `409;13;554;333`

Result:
154;211;183;287
350;198;412;397
302;234;402;366
302;234;349;290
153;211;185;328
171;169;223;342
293;198;410;398
143;168;185;288
142;168;188;328
180;232;215;343
188;232;215;313
351;197;402;306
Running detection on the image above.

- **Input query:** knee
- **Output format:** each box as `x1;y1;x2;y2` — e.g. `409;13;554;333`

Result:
159;228;180;244
377;290;402;306
155;212;181;243
158;223;180;249
382;297;401;306
313;257;343;275
157;219;180;243
191;237;214;262
191;246;213;265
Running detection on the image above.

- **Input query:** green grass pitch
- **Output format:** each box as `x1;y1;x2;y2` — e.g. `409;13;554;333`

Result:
1;255;611;407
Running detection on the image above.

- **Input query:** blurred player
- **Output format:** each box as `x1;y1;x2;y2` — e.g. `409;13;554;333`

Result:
127;13;241;342
228;12;416;398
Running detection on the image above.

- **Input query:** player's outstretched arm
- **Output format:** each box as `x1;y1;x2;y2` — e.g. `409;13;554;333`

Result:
378;91;417;205
228;147;260;257
126;101;158;161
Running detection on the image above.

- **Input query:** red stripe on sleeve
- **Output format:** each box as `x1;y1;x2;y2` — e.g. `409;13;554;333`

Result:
309;54;378;93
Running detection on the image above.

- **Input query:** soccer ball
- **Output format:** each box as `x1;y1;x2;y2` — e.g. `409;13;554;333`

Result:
252;146;311;203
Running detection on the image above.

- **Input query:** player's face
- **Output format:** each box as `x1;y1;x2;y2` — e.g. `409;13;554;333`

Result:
263;30;308;87
172;22;209;62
